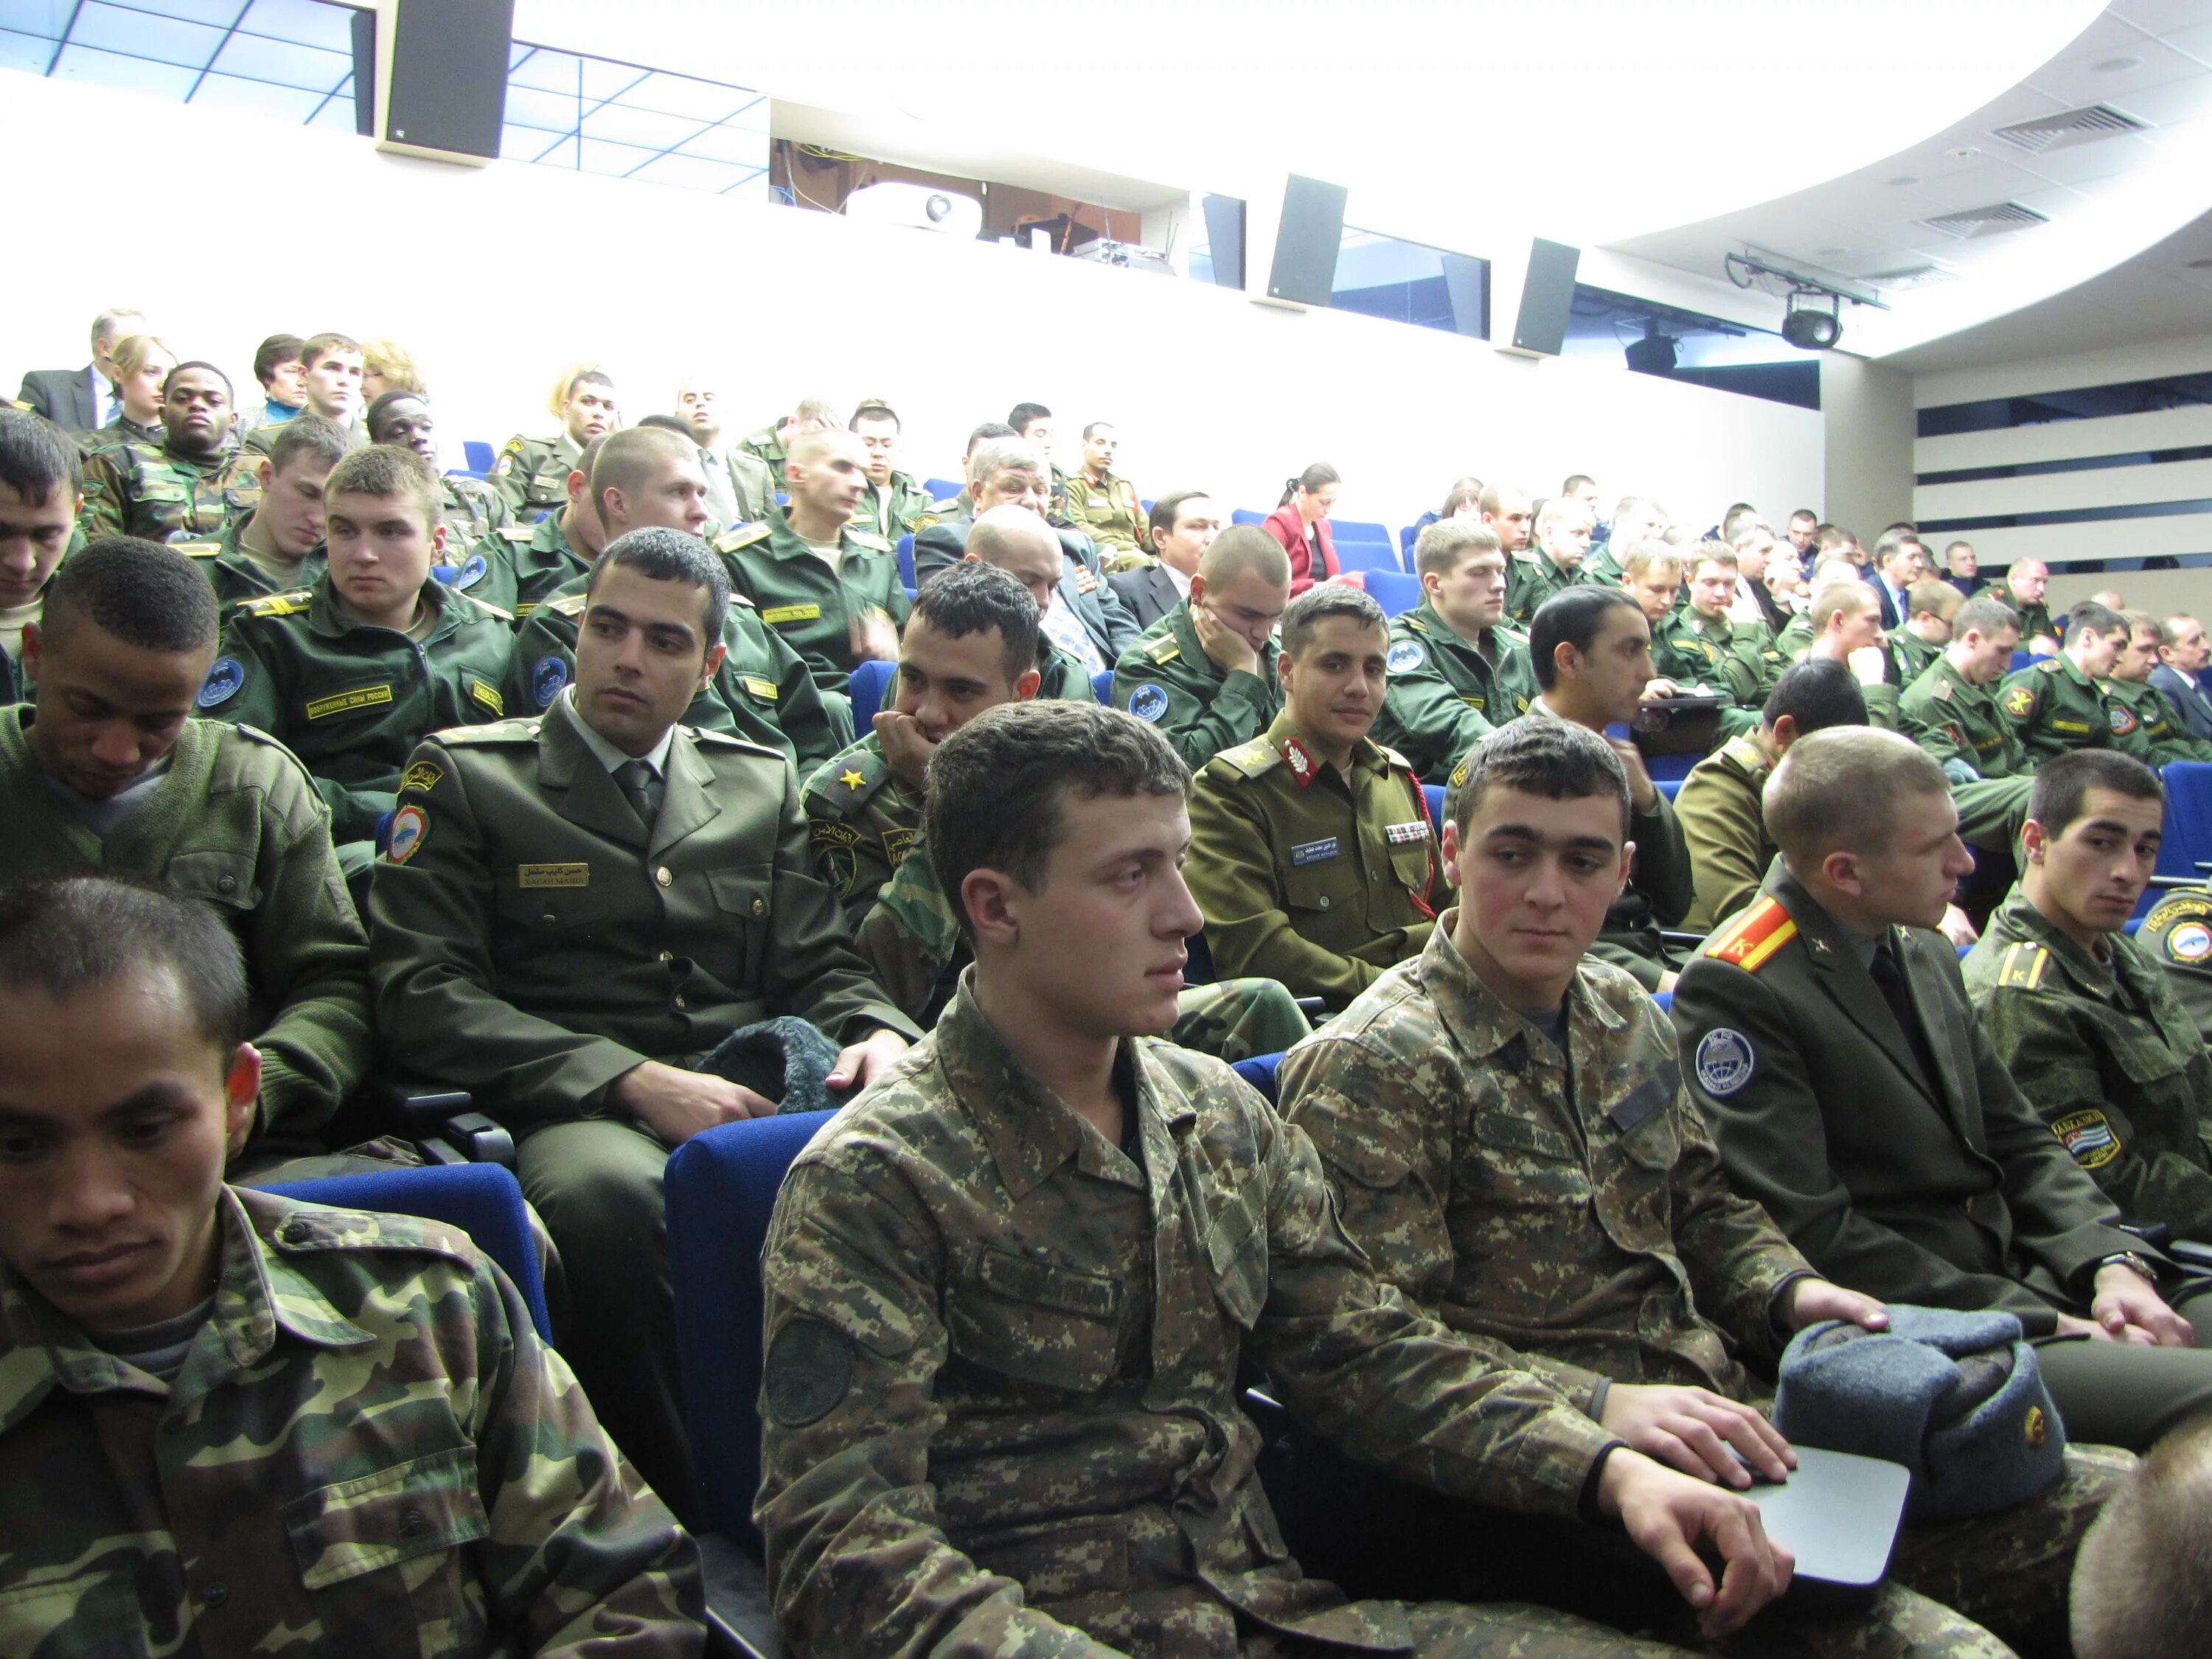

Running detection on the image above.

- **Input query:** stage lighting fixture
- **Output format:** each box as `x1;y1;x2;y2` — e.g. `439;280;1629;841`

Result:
1781;290;1843;349
1624;328;1679;376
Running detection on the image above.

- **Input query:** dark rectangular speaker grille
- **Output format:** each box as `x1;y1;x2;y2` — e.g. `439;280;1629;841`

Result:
1268;175;1348;306
386;0;515;160
1201;194;1246;290
1513;238;1581;355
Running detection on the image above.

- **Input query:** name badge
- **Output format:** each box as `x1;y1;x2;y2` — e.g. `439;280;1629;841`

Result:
305;684;394;720
1292;837;1340;866
1385;820;1430;845
740;675;779;700
518;863;591;888
762;603;822;625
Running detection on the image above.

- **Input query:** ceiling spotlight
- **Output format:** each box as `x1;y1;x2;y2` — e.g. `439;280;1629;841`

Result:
1781;289;1843;350
1888;174;1921;187
1625;327;1680;376
2094;55;2143;72
1944;145;1981;160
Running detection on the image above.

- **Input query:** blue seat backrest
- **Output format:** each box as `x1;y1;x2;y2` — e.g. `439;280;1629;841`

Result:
1646;750;1697;784
665;1109;838;1545
1335;542;1404;580
1091;669;1116;703
848;659;897;727
1422;784;1445;836
895;532;916;590
1367;568;1421;616
1653;991;1673;1013
462;439;495;477
264;1163;552;1342
1232;1052;1282;1102
923;477;961;501
1231;507;1267;526
1399;525;1418;560
1331;518;1391;546
2009;650;2031;672
1658;777;1683;801
2154;764;2212;902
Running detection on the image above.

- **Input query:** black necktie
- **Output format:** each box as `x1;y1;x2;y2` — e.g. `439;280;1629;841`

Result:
614;758;661;829
1870;936;1941;1087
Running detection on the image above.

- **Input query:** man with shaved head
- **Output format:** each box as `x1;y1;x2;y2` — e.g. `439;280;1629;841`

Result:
1986;558;2058;653
1110;523;1292;766
963;504;1096;700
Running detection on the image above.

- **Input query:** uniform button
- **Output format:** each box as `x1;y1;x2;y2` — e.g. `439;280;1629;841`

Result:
398;1507;427;1537
201;1581;229;1607
673;995;688;1010
1318;895;1331;910
658;950;675;964
655;866;673;887
540;913;557;926
279;1220;310;1244
750;898;765;917
216;874;237;894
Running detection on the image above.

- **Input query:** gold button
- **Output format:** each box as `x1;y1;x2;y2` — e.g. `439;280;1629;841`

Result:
751;897;765;917
540;913;557;926
658;950;674;964
1318;895;1331;910
655;866;673;887
674;994;687;1010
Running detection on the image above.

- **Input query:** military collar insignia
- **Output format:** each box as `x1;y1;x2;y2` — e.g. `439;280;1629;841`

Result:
1281;737;1317;787
839;768;866;790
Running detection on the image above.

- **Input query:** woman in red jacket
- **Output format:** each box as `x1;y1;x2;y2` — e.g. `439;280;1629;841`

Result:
1262;462;1340;596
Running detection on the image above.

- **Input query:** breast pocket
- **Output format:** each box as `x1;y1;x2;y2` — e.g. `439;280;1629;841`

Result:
493;872;619;973
945;1246;1121;1394
706;866;773;984
166;848;261;911
1467;1110;1593;1210
1284;859;1360;936
1200;1180;1270;1330
285;1447;490;1659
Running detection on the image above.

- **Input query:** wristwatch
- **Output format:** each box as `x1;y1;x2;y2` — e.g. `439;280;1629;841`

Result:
2097;1251;2160;1286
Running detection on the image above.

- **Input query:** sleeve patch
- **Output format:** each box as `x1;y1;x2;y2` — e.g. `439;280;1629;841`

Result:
401;760;443;795
531;655;568;711
2164;920;2212;964
1127;683;1169;723
764;1318;854;1427
2003;685;2036;717
2052;1109;2120;1169
1694;1028;1756;1096
1386;640;1424;673
198;657;244;708
385;804;428;865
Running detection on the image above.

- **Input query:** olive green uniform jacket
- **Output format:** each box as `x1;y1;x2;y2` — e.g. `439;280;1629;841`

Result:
1672;869;2154;1335
735;425;786;488
2107;674;2212;765
173;512;326;606
1676;734;1778;934
755;979;1628;1656
1371;602;1538;785
79;439;263;542
1188;713;1439;1008
1056;468;1147;557
850;469;933;543
1982;581;2055;646
1888;627;1942;689
240;414;366;459
0;708;369;1148
471;512;586;619
1109;599;1282;769
489;431;580;523
2000;653;2124;765
719;515;911;709
1503;550;1587;627
204;575;517;843
0;1186;705;1658
1902;655;2031;779
1965;888;2212;1239
801;730;924;931
2141;886;2212;1049
367;697;917;1132
1650;611;1770;739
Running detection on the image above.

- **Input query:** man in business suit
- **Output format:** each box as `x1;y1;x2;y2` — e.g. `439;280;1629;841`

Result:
1868;529;1927;634
369;524;919;1518
1673;726;2212;1451
15;307;144;434
1107;488;1219;630
2151;613;2212;741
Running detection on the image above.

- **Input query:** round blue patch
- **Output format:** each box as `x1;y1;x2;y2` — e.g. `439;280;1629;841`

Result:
531;654;569;710
1127;683;1169;723
197;657;243;708
1695;1028;1756;1097
1387;640;1424;673
453;553;488;591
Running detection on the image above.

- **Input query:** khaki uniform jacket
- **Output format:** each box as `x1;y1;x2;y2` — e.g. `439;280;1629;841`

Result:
0;709;369;1147
1187;713;1439;1008
204;575;515;843
1672;869;2150;1335
720;515;912;699
1056;469;1146;556
79;439;264;542
1902;655;2031;778
0;1187;704;1658
755;981;1622;1655
1371;602;1538;785
490;431;581;523
1109;599;1282;769
1675;734;1777;933
1965;888;2212;1239
367;698;916;1130
1281;922;1812;1411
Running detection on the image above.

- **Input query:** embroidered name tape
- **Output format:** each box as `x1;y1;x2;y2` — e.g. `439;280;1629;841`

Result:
1291;837;1340;866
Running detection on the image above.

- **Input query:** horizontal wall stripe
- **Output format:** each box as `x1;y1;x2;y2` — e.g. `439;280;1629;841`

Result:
1916;459;2212;522
1922;512;2212;569
1916;403;2212;473
1918;445;2212;487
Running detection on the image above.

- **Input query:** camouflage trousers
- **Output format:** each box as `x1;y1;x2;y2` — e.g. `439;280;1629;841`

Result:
1175;976;1315;1064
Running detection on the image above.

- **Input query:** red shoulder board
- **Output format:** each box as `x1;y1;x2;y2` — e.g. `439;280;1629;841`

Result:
1702;896;1798;972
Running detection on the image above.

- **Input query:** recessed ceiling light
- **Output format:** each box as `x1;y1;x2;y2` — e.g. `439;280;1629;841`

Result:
1944;145;1981;160
1888;174;1921;187
1815;245;1848;256
2186;257;2212;269
2094;55;2143;73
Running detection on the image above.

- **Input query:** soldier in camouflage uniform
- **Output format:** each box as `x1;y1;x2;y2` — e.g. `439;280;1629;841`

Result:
79;362;263;542
0;876;705;1658
1110;524;1290;767
172;413;347;605
1;540;369;1163
1374;523;1540;783
0;411;80;707
198;445;516;862
2000;600;2132;765
759;698;1801;1658
1281;717;2130;1658
1055;420;1148;559
1503;495;1594;626
1966;753;2212;1241
365;389;513;549
2106;611;2212;765
491;368;616;522
849;400;933;543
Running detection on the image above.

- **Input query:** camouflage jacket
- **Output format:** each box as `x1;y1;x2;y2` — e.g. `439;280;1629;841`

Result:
1964;888;2212;1238
755;978;1621;1655
0;1186;704;1657
79;439;264;543
801;730;925;931
442;470;513;549
1279;921;1812;1411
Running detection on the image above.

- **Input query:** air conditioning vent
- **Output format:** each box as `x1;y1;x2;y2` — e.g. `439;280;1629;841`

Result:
1989;102;2148;154
1919;201;2051;239
1865;264;1961;290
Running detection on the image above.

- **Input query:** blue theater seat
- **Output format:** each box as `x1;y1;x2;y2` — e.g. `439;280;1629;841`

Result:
1231;507;1267;526
895;532;917;590
1093;669;1116;703
923;476;961;501
1335;541;1407;581
462;439;495;478
847;659;896;726
1366;568;1421;617
1232;1052;1283;1102
1422;784;1445;837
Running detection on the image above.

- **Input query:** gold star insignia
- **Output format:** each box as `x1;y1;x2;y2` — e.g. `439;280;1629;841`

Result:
840;769;866;790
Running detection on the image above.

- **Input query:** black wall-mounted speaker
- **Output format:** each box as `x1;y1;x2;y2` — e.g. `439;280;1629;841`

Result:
1512;238;1581;356
1267;175;1348;306
380;0;515;161
1201;194;1246;291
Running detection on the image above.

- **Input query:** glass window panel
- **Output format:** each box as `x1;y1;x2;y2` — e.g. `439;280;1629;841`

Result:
504;46;580;93
718;164;767;195
210;29;348;89
305;83;356;128
124;0;250;26
675;121;769;164
67;3;223;67
190;70;324;119
577;55;646;101
626;150;746;191
612;69;751;121
1;26;54;70
52;41;200;94
1327;226;1484;338
238;0;357;51
578;133;658;175
0;1;71;38
578;100;697;149
502;82;579;132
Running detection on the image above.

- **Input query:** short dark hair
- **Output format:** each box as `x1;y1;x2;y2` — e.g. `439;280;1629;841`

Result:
1529;586;1641;691
253;332;304;388
165;361;233;400
964;421;1016;456
2029;750;2162;839
851;402;900;433
1955;595;2020;639
0;877;247;1052
364;389;428;439
299;331;361;369
1762;657;1867;734
268;411;352;476
1453;715;1630;841
1148;490;1210;540
1006;402;1052;434
586;526;729;644
1082;420;1114;440
0;407;80;501
44;537;218;655
2070;599;2126;641
1790;509;1818;527
1279;584;1385;658
925;703;1188;938
1561;473;1594;495
633;413;694;437
908;561;1041;687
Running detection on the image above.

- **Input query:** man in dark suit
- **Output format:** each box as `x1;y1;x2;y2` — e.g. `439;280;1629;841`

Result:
2152;613;2212;741
1868;528;1925;633
1107;489;1218;630
15;308;143;434
1672;725;2212;1451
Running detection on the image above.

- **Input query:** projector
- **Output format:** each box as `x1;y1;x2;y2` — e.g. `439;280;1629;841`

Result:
1070;239;1173;276
843;182;983;237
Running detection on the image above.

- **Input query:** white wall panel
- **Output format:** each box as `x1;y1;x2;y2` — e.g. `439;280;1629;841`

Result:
1916;458;2212;521
1936;514;2212;569
1916;404;2212;474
